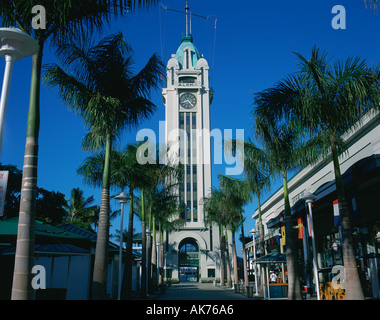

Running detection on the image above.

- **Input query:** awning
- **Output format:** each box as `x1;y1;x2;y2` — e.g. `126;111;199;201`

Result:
254;252;286;264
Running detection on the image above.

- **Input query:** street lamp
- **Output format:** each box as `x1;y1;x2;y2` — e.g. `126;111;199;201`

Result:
249;229;259;296
146;229;152;296
302;192;320;300
0;27;39;156
114;191;130;300
156;242;160;288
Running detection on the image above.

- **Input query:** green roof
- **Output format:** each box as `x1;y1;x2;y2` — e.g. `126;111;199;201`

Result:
175;34;201;69
0;217;89;241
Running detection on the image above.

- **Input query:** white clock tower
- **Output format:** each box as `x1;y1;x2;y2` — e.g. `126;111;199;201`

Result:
162;15;220;282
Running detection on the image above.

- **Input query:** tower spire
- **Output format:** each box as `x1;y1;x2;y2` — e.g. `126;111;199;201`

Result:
185;2;190;36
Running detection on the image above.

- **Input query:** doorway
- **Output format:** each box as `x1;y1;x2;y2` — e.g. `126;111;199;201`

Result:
178;238;199;282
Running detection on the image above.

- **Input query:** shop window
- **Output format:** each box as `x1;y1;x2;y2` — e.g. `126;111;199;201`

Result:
320;232;343;268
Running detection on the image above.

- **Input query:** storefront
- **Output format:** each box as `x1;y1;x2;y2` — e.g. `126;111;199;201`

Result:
256;154;380;299
254;252;288;299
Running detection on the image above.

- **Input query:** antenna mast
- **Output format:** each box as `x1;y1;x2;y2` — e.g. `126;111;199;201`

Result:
160;1;209;37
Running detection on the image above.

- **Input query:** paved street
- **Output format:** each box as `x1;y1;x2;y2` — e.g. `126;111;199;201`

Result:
155;282;261;300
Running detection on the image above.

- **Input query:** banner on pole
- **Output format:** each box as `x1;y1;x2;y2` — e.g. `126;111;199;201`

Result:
0;171;9;216
333;199;340;226
297;218;304;239
281;225;286;246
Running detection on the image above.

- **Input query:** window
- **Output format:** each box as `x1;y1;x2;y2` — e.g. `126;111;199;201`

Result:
193;201;198;222
179;76;195;84
208;268;215;278
186;201;191;222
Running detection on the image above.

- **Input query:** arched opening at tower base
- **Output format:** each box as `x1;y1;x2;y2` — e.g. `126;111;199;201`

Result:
178;238;199;282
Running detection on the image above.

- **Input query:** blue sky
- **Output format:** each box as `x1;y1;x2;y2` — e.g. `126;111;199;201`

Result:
1;1;380;247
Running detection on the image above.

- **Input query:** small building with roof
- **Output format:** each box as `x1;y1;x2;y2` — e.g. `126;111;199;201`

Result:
0;218;140;299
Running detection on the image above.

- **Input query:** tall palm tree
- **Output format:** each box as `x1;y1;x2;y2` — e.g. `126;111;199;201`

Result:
217;174;252;291
115;143;149;299
253;46;380;299
77;144;148;298
139;151;183;294
225;137;271;291
250;112;316;300
241;139;271;253
45;34;164;299
203;187;232;286
1;0;159;300
148;178;182;288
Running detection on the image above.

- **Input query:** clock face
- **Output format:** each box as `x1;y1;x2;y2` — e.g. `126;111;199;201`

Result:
180;93;197;109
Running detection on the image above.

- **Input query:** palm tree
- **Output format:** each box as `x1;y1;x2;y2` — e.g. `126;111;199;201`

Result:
225;137;272;292
45;34;164;299
253;46;380;299
217;174;252;292
149;178;183;288
242;139;271;252
64;187;97;222
250;111;316;299
204;187;233;287
77;144;148;298
1;0;159;300
364;0;379;12
116;143;150;299
139;150;183;294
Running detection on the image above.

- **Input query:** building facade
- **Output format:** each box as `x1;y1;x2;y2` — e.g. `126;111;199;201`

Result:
162;33;221;282
248;111;380;299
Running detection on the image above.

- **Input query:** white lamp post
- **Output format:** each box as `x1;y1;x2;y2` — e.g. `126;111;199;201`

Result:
0;27;39;156
156;242;160;286
114;191;130;300
146;229;152;296
250;229;259;296
302;192;320;300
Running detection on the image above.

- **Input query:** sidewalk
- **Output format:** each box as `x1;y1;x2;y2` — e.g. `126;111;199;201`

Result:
153;282;263;300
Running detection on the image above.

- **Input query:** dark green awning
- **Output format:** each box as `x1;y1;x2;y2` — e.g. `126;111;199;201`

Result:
254;252;286;264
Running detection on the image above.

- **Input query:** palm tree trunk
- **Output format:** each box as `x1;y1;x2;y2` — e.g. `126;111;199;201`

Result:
122;187;134;299
239;215;249;289
257;194;265;251
11;49;42;300
140;189;147;298
151;215;157;290
92;134;112;300
225;228;232;287
331;144;364;300
231;231;239;290
147;209;152;293
282;171;302;300
158;221;164;286
256;194;265;295
220;225;225;286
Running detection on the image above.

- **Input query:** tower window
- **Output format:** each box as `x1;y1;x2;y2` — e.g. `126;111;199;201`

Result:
179;76;195;84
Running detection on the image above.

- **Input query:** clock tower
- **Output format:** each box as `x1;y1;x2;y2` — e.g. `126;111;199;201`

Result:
162;29;220;281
